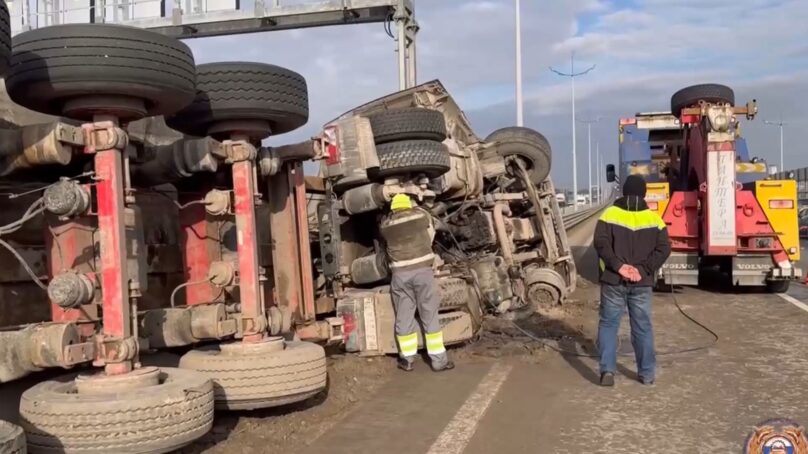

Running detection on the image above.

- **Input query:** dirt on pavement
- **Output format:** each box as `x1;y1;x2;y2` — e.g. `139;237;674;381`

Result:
182;276;602;453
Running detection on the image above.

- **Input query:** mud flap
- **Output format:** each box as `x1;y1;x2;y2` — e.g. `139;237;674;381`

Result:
337;290;475;356
660;252;699;286
732;255;777;286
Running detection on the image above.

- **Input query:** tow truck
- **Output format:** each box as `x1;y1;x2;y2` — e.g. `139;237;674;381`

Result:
608;84;801;292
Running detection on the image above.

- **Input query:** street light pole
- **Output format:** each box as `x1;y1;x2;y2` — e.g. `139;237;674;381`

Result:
515;0;523;126
550;53;595;211
577;116;602;206
764;119;787;172
596;141;601;203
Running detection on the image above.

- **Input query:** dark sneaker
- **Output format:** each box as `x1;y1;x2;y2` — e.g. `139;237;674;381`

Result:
600;372;615;387
431;361;455;372
397;358;414;372
639;376;655;386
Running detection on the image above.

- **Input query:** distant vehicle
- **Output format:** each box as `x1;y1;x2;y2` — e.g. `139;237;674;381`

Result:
799;206;808;238
556;193;567;207
576;195;587;206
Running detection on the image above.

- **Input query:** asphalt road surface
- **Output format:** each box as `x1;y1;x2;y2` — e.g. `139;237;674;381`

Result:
301;214;808;454
3;215;807;453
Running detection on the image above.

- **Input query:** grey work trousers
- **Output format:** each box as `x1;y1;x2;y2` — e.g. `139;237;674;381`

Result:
390;266;448;367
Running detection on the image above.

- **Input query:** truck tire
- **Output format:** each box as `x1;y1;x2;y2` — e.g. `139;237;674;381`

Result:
368;108;447;144
166;62;308;138
670;83;735;117
6;24;196;118
373;140;450;180
0;1;10;77
179;340;327;411
765;280;789;294
438;277;472;310
485;127;552;185
0;420;25;454
19;368;214;454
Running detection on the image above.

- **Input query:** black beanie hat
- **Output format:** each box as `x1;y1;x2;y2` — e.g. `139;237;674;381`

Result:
623;174;647;198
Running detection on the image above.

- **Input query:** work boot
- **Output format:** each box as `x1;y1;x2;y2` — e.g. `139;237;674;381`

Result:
600;372;615;387
639;376;655;386
397;358;414;372
431;361;455;372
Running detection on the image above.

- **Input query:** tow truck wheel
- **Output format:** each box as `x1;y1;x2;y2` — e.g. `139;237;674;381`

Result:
485;127;552;185
6;24;196;118
765;280;790;294
0;420;26;454
670;83;735;117
19;367;214;454
166;62;309;139
178;338;327;411
368;108;447;144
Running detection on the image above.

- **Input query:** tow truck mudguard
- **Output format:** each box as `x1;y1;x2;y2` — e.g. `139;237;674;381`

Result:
658;252;699;286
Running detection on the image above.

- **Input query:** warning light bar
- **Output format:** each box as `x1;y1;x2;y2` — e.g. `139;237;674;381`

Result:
769;200;794;209
619;117;637;126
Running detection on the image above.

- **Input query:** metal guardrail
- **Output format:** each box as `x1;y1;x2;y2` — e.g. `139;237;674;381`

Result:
560;198;613;230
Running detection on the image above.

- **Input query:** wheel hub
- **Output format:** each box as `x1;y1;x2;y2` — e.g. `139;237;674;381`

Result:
220;336;285;355
62;95;148;121
75;366;160;394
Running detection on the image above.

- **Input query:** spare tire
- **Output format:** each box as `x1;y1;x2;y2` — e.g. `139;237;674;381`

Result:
166;61;308;138
368;108;447;144
0;1;10;77
7;24;196;118
179;340;327;411
0;420;25;454
373;140;450;180
19;368;213;454
485;127;552;184
671;83;734;117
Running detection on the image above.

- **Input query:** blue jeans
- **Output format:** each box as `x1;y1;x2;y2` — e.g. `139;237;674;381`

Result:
597;284;656;379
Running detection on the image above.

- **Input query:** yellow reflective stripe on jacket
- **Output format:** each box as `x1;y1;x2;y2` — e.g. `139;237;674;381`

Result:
397;332;419;357
599;206;666;231
425;331;446;355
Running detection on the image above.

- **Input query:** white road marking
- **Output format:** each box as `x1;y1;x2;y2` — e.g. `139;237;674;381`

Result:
427;364;514;454
777;293;808;314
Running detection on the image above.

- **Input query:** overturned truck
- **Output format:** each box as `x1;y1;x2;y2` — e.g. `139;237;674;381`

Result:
312;81;576;355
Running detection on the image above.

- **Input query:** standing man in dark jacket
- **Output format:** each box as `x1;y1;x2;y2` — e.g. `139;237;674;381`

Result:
593;175;671;387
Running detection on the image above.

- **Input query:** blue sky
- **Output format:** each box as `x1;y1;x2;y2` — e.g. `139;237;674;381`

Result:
187;0;808;190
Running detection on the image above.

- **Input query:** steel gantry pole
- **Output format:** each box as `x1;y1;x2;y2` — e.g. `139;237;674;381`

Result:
395;0;407;91
596;141;601;203
515;0;523;126
550;53;595;211
764;119;787;172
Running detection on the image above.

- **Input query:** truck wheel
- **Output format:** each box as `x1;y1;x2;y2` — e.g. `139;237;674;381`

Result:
0;420;25;454
670;83;735;117
166;62;308;138
6;24;196;118
0;1;10;77
179;339;327;411
373;140;450;180
368;108;447;144
19;368;214;454
765;280;790;294
485;127;552;185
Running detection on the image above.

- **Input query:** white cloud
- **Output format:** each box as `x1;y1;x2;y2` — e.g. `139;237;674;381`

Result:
183;0;808;187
